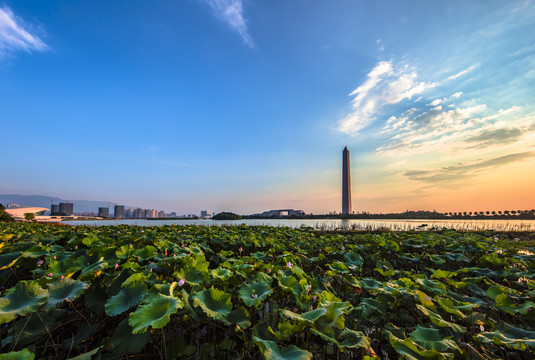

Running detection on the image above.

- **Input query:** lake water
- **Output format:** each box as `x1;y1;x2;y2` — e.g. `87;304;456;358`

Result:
63;218;535;231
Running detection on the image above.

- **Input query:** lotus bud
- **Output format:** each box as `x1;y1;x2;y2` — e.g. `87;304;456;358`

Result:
287;262;293;269
313;295;317;303
47;273;53;277
37;260;44;267
178;278;186;286
114;263;119;269
164;251;168;256
310;305;314;310
480;324;484;331
60;275;64;280
239;247;243;252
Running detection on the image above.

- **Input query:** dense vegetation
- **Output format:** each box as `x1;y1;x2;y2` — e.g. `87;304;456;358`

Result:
0;204;14;223
212;212;242;220
0;223;534;359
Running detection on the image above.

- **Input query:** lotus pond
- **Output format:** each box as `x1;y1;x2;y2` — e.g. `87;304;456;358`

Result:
0;223;534;359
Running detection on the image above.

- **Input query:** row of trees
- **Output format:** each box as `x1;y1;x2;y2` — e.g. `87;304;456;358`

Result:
445;209;535;219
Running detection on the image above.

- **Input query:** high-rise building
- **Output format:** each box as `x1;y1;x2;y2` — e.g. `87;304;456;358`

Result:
98;207;109;218
114;205;125;218
342;146;352;215
59;202;74;216
51;204;60;215
200;210;211;218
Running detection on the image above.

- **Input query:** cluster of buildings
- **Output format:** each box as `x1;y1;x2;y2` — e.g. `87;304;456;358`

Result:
252;209;305;217
49;202;211;219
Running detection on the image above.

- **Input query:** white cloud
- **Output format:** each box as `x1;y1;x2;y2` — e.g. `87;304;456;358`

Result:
338;61;436;134
202;0;254;47
451;92;463;98
377;104;535;157
447;64;478;81
430;99;442;106
0;7;47;57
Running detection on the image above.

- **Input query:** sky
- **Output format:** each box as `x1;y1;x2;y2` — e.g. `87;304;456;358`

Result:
1;0;534;215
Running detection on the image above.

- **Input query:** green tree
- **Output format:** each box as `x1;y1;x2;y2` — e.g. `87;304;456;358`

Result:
24;213;35;221
0;204;15;222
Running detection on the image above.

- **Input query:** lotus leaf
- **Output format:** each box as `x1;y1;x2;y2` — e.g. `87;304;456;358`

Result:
193;287;232;320
0;349;35;360
444;252;469;262
239;282;273;307
110;318;150;355
416;290;436;310
253;271;273;284
431;269;457;279
0;252;22;270
310;328;370;349
79;259;108;280
0;281;48;324
416;278;447;295
46;278;89;309
495;293;535;315
328;261;350;273
135;245;157;260
315;300;350;333
47;258;81;278
253;336;312;360
174;266;204;285
409;326;460;353
427;254;446;265
360;278;383;291
475;322;535;350
225;306;251;328
278;275;299;292
415;304;466;333
105;281;147;316
356;297;387;318
435;297;475;318
486;284;519;300
211;267;232;280
115;245;131;259
269;320;305;341
66;346;101;360
129;294;183;333
282;308;327;323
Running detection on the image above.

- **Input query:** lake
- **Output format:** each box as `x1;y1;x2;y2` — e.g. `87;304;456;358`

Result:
63;218;535;231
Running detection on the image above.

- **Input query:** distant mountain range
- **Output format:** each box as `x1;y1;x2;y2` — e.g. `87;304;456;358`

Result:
0;194;125;214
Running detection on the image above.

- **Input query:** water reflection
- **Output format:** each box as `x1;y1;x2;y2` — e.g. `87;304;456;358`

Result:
63;218;535;231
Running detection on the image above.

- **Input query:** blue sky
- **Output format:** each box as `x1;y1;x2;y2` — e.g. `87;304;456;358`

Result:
1;0;534;214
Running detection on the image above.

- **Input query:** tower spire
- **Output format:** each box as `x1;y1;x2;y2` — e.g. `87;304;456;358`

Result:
342;146;352;215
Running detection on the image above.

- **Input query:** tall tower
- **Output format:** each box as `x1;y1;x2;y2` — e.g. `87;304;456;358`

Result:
342;146;352;215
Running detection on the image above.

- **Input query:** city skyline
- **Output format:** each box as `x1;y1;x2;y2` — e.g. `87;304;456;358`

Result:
1;1;535;214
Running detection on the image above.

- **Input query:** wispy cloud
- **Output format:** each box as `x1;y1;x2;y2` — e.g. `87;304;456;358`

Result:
378;103;534;155
337;60;436;134
402;151;535;185
0;7;47;58
201;0;254;47
447;64;478;81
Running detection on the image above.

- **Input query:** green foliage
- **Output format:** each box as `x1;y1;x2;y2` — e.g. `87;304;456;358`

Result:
0;204;14;222
212;211;242;220
0;222;534;358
